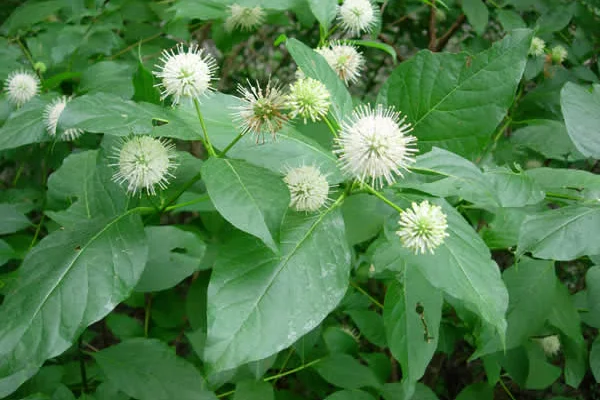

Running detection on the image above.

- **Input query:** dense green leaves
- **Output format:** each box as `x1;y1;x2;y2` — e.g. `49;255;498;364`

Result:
462;0;489;35
381;29;532;158
0;97;50;151
204;207;350;372
313;354;382;390
0;204;30;234
561;82;600;158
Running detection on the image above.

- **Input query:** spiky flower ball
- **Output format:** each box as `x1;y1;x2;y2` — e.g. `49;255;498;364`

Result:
396;201;449;255
112;136;177;195
284;165;330;212
154;43;218;104
550;45;568;64
316;41;365;85
538;335;561;357
335;104;416;187
225;4;266;32
286;78;331;123
43;97;84;141
234;79;288;142
529;37;546;57
4;70;40;107
337;0;378;36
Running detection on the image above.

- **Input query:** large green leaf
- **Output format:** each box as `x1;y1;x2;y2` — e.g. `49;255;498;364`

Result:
380;29;532;158
517;205;600;261
308;0;337;30
79;61;135;99
202;158;290;252
204;207;351;372
383;270;442;397
1;0;67;35
286;38;353;122
0;204;30;235
233;380;274;400
580;266;600;328
324;390;377;400
313;354;383;390
525;167;600;200
0;214;147;397
93;338;215;400
383;197;508;343
0;97;51;151
511;120;585;161
462;0;489;35
560;82;600;158
591;336;600;383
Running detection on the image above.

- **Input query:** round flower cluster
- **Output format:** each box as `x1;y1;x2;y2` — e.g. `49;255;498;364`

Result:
225;4;266;32
528;37;546;57
4;70;40;107
316;41;365;85
284;165;330;212
396;201;449;254
550;45;568;64
286;78;331;123
537;335;561;357
43;96;84;141
337;0;379;36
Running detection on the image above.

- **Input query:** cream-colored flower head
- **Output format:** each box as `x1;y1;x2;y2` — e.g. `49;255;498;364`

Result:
538;335;561;357
337;0;378;36
225;4;266;32
316;41;365;85
550;45;568;64
286;78;331;123
396;200;449;255
43;96;84;141
284;165;330;212
153;43;218;104
335;104;416;187
529;37;546;57
4;70;40;107
233;79;288;142
112;136;177;195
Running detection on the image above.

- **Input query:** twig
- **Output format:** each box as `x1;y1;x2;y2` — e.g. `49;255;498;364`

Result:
428;0;437;51
435;14;466;51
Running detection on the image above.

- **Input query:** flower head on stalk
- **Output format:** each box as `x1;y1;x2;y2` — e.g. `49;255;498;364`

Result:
396;200;449;254
286;78;331;123
4;70;40;107
337;0;379;36
225;4;266;32
43;96;84;141
550;45;568;64
284;165;330;212
529;37;546;57
316;41;365;85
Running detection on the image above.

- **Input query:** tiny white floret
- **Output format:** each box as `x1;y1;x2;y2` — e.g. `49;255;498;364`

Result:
284;165;330;212
4;70;40;107
338;0;378;36
43;96;84;141
396;200;449;255
112;136;177;195
154;43;218;104
335;104;416;187
286;78;331;123
225;4;266;32
317;41;365;85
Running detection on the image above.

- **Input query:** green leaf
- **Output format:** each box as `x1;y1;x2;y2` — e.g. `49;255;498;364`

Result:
308;0;337;31
482;168;545;208
341;194;388;245
201;158;290;252
0;204;30;235
518;204;600;261
0;97;51;151
461;0;489;35
496;9;526;31
324;390;377;400
382;382;439;400
286;38;353;122
0;213;147;397
525;342;561;390
480;207;530;250
0;239;15;266
79;61;135;99
313;354;382;390
93;338;215;400
135;226;206;292
204;207;350;372
351;40;397;63
345;310;386;348
380;29;532;158
580;266;600;328
1;0;67;35
590;336;600;382
525;167;600;200
105;313;144;340
133;61;161;104
561;82;600;158
511;120;585;161
383;270;442;392
455;383;493;400
233;380;274;400
383;197;508;344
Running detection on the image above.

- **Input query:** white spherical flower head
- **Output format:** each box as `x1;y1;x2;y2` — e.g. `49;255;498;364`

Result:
317;41;365;85
43;97;84;141
335;104;417;187
5;70;40;107
538;335;561;357
286;78;331;123
154;43;218;104
284;165;330;212
338;0;378;36
550;45;568;64
396;200;449;255
529;37;546;57
112;136;177;196
234;79;288;142
225;4;266;32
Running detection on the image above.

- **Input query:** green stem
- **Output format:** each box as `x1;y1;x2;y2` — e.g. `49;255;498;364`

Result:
164;194;210;212
349;281;384;309
144;294;152;337
498;378;517;400
323;115;339;138
220;131;245;157
160;172;203;213
363;184;404;214
545;192;585;202
193;98;217;157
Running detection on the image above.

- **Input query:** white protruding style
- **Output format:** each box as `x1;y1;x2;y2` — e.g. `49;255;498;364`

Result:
154;43;218;104
225;4;266;32
396;200;449;255
316;41;365;85
335;104;416;187
112;136;177;196
284;165;330;212
43;97;84;141
4;70;40;107
337;0;378;36
286;78;331;123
